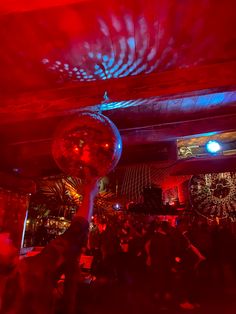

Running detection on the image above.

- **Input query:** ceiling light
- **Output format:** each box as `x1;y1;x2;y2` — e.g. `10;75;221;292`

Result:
206;140;221;153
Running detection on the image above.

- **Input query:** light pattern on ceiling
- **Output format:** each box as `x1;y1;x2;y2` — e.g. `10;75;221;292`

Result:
99;91;236;111
38;0;235;84
1;0;233;90
41;12;175;82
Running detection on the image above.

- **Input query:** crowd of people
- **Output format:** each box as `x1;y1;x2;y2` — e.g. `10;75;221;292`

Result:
1;192;236;313
82;212;236;310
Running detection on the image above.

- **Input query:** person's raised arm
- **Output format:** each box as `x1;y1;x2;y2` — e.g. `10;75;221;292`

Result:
74;179;98;222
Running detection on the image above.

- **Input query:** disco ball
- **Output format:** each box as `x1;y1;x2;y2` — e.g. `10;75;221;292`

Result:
52;112;122;180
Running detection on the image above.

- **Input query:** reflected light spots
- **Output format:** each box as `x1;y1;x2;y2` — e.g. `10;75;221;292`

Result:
100;91;236;111
40;11;193;83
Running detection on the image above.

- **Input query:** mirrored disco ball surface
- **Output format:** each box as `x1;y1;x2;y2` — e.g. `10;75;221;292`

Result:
52;112;122;180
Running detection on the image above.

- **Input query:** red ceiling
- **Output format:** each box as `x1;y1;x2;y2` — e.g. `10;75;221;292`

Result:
0;1;88;14
0;0;235;123
0;0;235;93
0;0;235;177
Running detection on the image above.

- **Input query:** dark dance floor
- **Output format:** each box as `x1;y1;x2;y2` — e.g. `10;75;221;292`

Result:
76;277;236;314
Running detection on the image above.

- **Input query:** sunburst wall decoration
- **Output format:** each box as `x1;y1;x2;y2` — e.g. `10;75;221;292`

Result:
189;172;236;220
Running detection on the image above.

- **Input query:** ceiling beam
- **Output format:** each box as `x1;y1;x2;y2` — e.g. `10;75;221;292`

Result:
171;155;236;175
121;114;236;144
1;62;236;123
